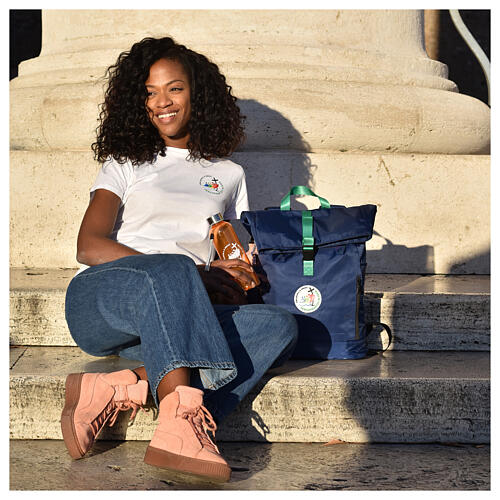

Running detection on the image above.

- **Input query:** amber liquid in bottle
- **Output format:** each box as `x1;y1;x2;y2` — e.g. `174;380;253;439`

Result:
207;213;260;291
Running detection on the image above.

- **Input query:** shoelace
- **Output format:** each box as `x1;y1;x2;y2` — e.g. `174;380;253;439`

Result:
108;399;146;427
182;405;220;454
90;392;146;436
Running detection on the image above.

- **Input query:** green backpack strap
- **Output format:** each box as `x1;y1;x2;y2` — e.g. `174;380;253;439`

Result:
302;210;314;276
279;186;331;276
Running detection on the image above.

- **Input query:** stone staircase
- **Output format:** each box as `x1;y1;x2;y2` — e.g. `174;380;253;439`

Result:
10;269;490;444
9;9;490;456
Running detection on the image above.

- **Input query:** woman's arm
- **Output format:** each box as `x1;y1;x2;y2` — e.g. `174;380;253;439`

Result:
76;189;142;266
77;189;251;304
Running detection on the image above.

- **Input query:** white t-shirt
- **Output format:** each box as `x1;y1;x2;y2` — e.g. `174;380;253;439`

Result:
76;147;248;274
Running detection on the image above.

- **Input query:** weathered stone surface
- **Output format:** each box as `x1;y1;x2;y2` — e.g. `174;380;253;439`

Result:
9;440;491;490
10;290;69;346
10;151;490;273
9;347;490;443
10;150;98;269
10;346;28;368
13;56;457;90
10;269;490;350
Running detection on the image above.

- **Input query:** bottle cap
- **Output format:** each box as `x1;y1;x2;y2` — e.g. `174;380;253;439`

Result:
207;213;224;225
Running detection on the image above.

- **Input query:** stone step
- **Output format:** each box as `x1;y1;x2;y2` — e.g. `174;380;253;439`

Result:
10;269;490;351
10;440;490;490
9;346;490;444
10;150;490;273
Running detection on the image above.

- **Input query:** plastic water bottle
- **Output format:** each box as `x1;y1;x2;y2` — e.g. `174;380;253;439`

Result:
206;213;260;290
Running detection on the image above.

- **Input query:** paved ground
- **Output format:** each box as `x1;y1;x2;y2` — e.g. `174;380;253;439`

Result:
10;440;489;490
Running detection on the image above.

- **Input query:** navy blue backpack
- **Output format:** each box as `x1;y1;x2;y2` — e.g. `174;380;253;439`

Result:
241;186;390;360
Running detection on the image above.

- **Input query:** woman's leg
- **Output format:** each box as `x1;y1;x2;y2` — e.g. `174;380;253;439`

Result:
134;365;190;401
201;304;299;424
64;253;236;480
127;302;298;423
66;253;236;406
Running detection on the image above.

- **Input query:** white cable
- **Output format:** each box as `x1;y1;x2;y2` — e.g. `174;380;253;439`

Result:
449;10;490;105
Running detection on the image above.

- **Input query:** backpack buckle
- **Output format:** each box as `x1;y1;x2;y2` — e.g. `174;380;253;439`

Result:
302;247;315;261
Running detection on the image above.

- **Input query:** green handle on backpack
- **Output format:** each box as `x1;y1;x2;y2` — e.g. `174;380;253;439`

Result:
279;186;330;277
279;186;331;211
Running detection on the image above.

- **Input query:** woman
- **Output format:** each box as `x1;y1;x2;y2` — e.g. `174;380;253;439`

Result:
61;36;298;482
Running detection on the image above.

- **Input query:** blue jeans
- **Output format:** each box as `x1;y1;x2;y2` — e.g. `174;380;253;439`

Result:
65;254;298;423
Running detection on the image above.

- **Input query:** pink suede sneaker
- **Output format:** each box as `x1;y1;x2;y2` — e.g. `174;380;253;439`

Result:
61;369;148;459
144;385;231;482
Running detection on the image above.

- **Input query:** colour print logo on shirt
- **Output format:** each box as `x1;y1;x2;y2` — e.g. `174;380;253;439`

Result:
294;285;322;314
200;175;224;195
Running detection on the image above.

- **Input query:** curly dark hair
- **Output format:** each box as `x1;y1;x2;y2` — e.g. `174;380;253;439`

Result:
92;37;245;165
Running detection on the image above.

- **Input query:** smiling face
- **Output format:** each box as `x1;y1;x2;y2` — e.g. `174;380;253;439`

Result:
145;58;192;148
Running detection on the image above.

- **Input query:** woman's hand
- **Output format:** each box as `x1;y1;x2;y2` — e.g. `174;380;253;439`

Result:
211;259;258;289
197;259;257;305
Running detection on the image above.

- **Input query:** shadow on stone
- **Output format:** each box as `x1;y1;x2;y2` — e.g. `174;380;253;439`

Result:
237;98;312;154
86;439;125;457
235;99;315;212
368;231;435;274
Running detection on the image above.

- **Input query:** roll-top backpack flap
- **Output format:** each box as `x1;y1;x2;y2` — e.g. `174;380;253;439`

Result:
241;203;377;252
240;186;377;360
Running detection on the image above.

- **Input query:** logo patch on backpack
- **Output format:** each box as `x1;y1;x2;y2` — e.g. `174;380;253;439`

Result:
294;285;322;313
200;175;224;195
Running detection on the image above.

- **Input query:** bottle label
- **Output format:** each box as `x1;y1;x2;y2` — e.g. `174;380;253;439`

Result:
200;175;224;195
294;285;322;313
222;242;243;260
